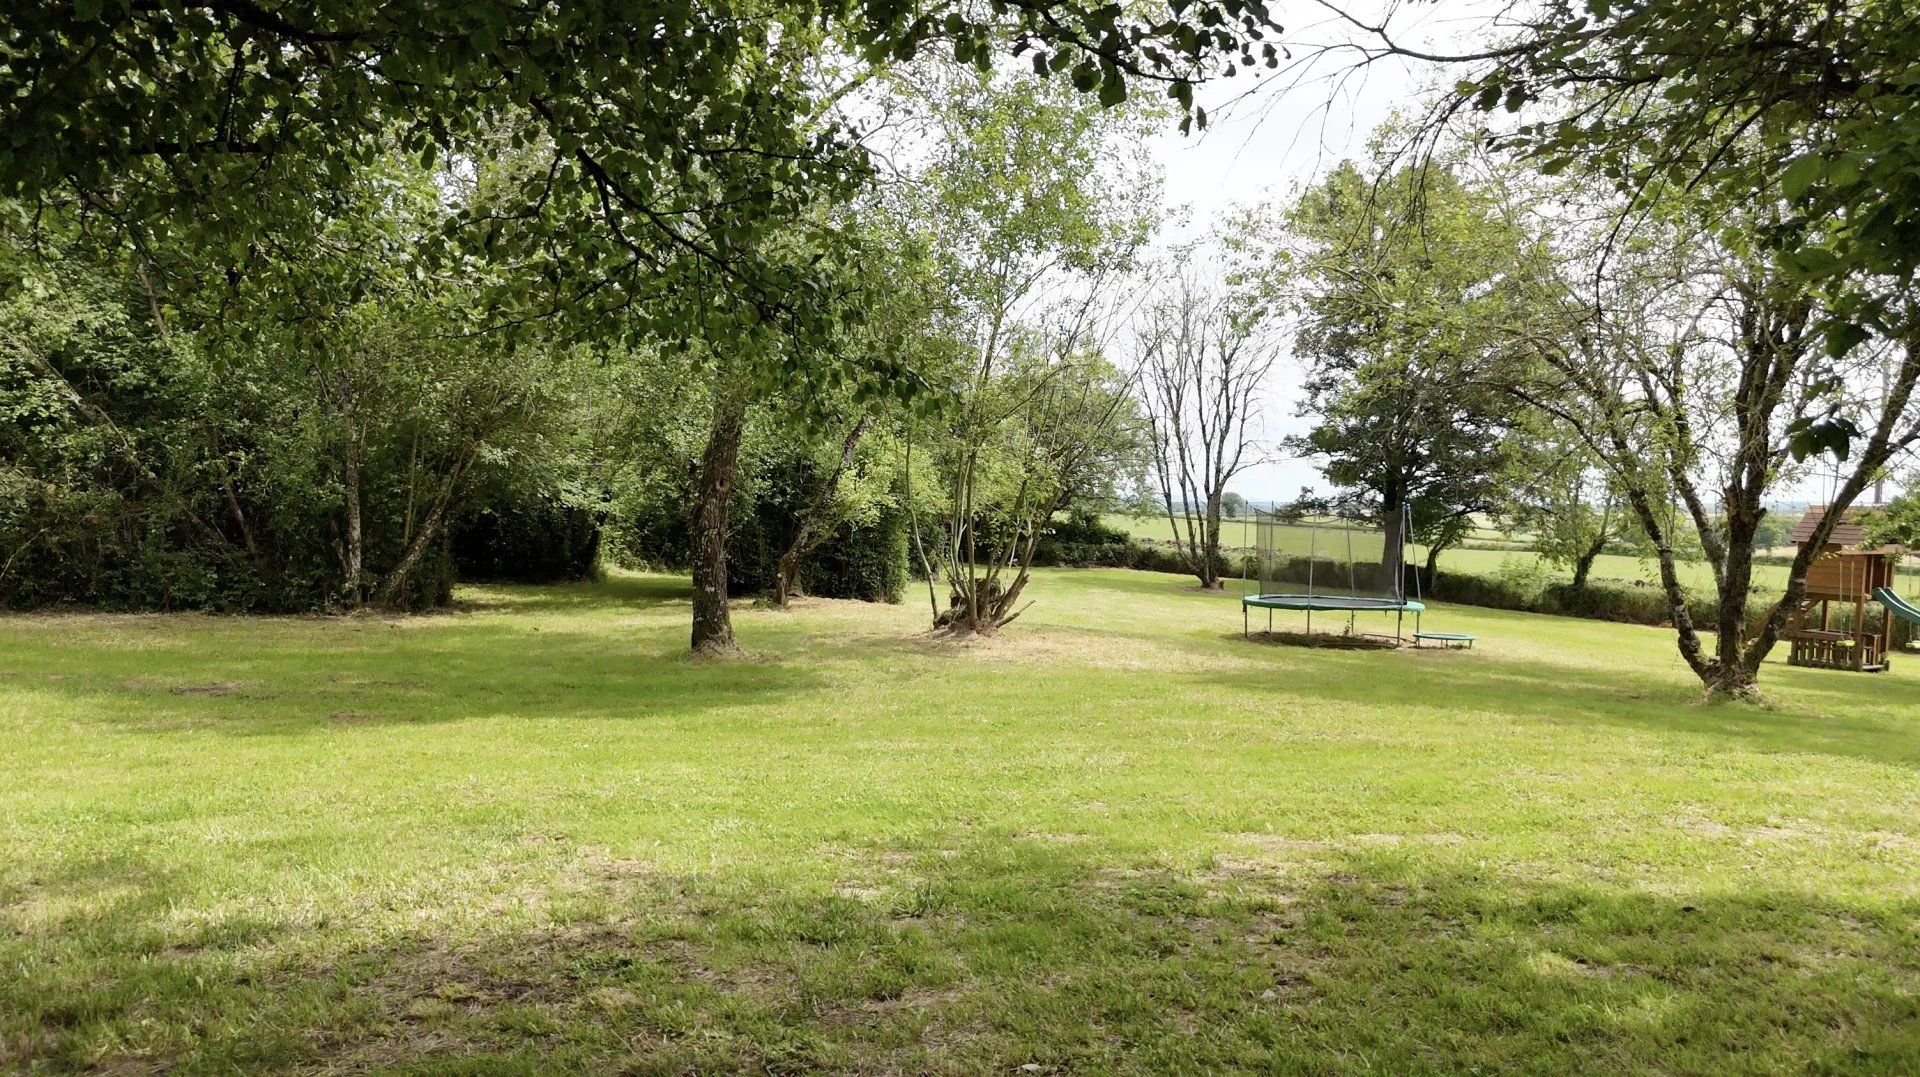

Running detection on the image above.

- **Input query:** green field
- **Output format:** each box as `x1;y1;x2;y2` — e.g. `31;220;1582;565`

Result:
5;569;1920;1071
1107;514;1920;593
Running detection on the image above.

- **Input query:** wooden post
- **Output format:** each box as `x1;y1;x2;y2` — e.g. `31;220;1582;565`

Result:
1855;596;1867;670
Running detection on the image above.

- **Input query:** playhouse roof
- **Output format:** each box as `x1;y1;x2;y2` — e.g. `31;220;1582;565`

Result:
1789;506;1900;552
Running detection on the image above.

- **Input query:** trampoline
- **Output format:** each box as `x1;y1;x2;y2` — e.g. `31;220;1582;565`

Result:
1241;503;1425;642
1242;595;1423;612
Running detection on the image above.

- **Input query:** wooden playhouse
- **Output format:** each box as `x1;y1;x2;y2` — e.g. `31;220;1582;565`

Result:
1783;506;1901;672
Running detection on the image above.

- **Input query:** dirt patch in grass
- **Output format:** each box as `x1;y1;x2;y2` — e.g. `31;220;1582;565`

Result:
911;626;1247;673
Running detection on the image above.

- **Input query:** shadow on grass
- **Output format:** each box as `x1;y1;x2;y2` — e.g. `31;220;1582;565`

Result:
454;572;694;613
1;575;822;737
1191;631;1920;769
6;833;1917;1072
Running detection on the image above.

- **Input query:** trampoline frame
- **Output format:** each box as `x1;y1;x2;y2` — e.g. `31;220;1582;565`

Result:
1241;594;1425;641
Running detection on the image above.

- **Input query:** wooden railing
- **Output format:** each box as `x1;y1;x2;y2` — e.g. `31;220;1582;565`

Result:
1786;629;1886;672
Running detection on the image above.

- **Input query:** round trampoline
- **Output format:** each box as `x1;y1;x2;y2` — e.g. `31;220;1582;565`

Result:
1238;504;1427;644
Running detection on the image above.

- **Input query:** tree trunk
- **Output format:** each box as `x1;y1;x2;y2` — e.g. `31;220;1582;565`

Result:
1382;497;1405;572
771;417;867;607
1423;543;1442;595
1198;495;1223;588
691;383;749;654
374;445;474;610
1571;540;1602;591
1703;660;1762;702
341;396;364;607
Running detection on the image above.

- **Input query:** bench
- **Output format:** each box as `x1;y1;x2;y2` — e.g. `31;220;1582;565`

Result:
1413;632;1475;649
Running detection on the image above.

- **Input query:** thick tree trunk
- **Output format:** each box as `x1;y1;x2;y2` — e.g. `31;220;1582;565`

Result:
1714;503;1762;676
1703;661;1762;701
691;384;749;654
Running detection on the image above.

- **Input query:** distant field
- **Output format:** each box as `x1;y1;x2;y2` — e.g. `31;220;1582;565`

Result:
1105;514;1919;593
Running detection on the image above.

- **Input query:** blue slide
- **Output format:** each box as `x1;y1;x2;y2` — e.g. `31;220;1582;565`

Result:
1872;587;1920;626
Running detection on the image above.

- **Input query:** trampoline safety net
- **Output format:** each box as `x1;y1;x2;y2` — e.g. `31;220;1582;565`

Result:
1251;504;1410;606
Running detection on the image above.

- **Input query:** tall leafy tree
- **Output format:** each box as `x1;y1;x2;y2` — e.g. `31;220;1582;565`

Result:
1275;158;1548;581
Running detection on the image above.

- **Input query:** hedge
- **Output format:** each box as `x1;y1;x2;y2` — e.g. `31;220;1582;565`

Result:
451;500;603;583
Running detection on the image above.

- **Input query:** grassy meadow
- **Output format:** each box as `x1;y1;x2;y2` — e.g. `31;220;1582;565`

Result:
5;568;1920;1072
1106;513;1920;593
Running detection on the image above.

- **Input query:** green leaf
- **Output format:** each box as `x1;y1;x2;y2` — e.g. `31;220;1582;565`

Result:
1781;154;1821;200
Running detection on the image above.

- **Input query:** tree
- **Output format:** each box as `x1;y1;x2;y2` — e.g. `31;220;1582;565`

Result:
922;307;1145;634
1;0;1279;647
1274;158;1547;584
896;67;1157;634
0;175;584;612
1515;205;1920;699
1502;411;1619;591
1136;256;1278;588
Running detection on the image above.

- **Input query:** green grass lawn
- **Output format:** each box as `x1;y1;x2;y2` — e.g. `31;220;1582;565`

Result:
5;569;1920;1072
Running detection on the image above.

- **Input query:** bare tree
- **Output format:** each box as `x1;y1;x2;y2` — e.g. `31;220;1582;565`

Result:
1137;261;1277;588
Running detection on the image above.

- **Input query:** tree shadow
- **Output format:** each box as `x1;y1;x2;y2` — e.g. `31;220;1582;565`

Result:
0;574;822;737
7;834;1915;1071
453;572;693;613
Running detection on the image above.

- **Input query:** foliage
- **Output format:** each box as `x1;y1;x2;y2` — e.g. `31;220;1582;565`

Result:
1271;156;1549;571
901;66;1158;633
1500;411;1619;589
450;500;603;584
1861;484;1920;550
0;172;595;611
1510;178;1920;697
1457;0;1920;350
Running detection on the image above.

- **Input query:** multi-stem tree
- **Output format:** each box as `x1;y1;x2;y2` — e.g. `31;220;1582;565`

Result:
895;67;1157;634
924;302;1144;634
1516;216;1920;699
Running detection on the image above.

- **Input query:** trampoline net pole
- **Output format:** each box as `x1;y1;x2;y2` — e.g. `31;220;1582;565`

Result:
1346;520;1357;603
1307;521;1316;600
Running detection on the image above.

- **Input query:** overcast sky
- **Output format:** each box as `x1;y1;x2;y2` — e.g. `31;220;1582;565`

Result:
1141;4;1463;503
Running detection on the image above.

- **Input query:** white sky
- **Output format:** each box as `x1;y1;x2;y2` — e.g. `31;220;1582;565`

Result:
1141;6;1459;503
